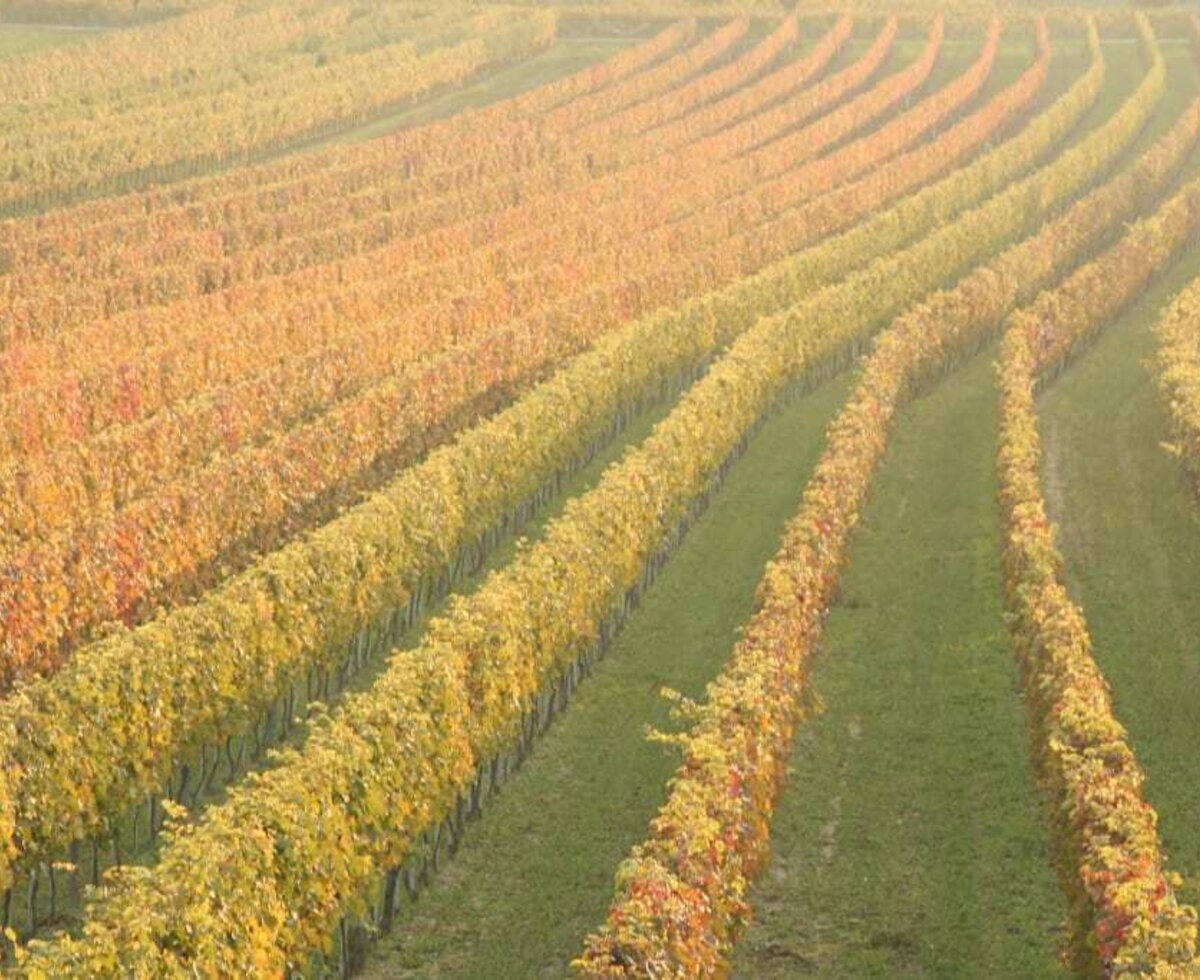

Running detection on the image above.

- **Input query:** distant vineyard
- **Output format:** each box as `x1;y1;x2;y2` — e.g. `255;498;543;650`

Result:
0;2;556;212
4;3;1200;977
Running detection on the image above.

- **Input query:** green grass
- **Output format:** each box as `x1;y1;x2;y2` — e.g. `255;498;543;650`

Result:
0;23;97;58
731;353;1068;979
361;372;854;980
1038;235;1200;913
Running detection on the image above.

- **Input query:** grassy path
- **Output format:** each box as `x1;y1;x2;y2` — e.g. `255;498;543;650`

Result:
362;372;854;979
0;23;96;57
731;353;1068;979
1039;230;1200;913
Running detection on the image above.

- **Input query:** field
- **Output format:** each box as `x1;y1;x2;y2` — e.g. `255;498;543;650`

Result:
1;1;1200;976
